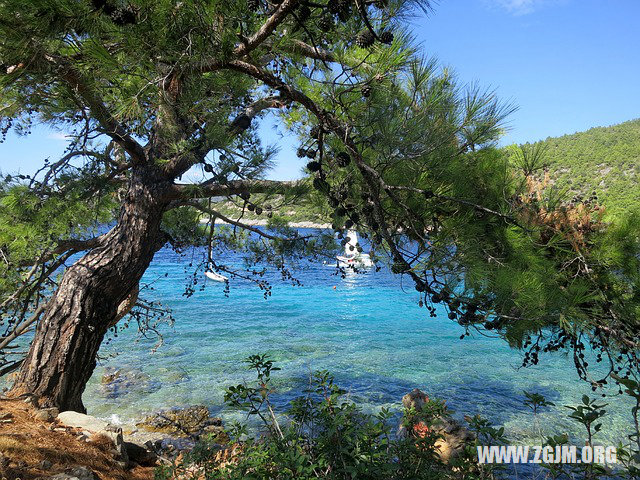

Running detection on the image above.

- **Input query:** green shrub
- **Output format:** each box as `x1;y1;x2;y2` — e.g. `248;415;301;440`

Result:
156;355;640;479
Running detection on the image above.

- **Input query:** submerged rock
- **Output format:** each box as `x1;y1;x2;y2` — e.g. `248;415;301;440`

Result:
99;367;161;399
156;367;191;384
136;405;226;441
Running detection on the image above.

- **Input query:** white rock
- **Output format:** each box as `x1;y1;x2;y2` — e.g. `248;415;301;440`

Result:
49;466;99;480
57;412;128;462
57;411;109;432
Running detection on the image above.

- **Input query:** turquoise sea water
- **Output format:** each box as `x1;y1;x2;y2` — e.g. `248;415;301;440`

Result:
83;234;633;445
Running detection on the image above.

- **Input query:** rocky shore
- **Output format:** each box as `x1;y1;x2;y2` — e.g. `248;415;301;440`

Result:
0;367;473;479
0;387;474;480
0;397;228;480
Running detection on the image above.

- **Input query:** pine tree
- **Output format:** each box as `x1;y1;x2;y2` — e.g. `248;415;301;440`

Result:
0;0;432;411
0;0;637;413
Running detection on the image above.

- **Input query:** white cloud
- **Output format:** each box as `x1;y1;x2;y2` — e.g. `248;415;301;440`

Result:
47;132;70;141
487;0;548;15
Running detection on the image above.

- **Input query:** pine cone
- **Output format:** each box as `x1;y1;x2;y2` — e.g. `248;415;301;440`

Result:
379;30;394;44
297;4;312;22
310;125;322;139
232;114;252;131
110;7;136;26
355;30;375;48
92;0;116;15
337;0;351;13
307;161;322;172
328;0;350;21
317;14;334;32
313;178;330;193
336;152;351;167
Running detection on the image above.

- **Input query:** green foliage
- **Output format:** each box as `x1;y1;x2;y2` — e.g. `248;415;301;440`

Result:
611;374;640;476
0;0;637;417
566;395;608;445
523;390;556;415
162;206;208;247
305;58;640;380
156;355;497;480
156;357;640;479
0;178;116;324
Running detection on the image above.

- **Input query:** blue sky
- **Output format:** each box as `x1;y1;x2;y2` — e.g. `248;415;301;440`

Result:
417;0;640;144
1;0;638;180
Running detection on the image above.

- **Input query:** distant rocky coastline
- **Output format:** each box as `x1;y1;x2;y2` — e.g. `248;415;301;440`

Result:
199;217;331;229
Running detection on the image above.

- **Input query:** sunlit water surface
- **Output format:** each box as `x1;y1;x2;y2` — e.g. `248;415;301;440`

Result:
79;237;632;446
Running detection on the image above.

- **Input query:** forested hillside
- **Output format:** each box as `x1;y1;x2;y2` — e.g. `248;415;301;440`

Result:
520;118;640;216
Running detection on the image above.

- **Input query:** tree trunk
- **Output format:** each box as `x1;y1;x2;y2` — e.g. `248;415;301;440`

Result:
10;169;170;412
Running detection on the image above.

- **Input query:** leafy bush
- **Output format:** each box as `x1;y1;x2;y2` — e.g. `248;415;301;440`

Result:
155;356;640;479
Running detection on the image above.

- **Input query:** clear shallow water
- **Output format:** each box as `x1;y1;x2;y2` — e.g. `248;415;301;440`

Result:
83;238;634;445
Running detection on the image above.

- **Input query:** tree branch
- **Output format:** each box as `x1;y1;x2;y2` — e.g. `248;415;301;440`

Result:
0;304;46;352
43;54;146;163
168;179;305;201
182;201;292;241
223;60;431;280
286;39;336;63
163;95;290;178
233;0;301;59
197;0;301;75
386;185;523;227
14;234;109;269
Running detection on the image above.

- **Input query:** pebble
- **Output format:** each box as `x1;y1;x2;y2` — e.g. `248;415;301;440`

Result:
34;409;54;422
50;465;100;480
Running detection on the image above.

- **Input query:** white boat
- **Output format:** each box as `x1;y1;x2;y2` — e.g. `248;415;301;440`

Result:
205;267;228;282
336;230;374;268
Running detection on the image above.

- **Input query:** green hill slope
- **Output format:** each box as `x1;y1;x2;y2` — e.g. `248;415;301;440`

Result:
522;118;640;216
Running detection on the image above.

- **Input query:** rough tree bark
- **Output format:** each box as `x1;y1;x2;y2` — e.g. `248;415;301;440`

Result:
10;169;171;412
